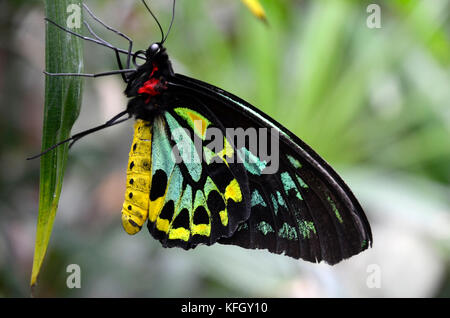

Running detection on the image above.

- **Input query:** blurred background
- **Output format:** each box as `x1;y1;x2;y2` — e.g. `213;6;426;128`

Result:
0;0;449;297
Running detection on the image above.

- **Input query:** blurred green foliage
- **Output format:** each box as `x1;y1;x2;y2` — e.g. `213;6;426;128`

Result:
0;0;449;297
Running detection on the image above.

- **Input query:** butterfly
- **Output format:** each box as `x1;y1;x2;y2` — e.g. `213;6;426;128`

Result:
36;0;372;265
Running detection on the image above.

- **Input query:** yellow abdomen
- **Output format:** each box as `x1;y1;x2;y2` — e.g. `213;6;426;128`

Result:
121;120;152;234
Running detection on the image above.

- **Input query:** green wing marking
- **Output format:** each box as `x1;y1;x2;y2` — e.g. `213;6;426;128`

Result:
165;112;202;182
238;147;267;176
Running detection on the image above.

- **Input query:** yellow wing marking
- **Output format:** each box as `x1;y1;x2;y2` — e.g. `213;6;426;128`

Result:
149;196;167;223
225;178;243;202
169;228;190;241
174;107;211;140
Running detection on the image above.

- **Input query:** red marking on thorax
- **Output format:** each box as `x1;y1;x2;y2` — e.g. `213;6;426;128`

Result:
149;64;158;77
138;78;160;97
138;64;165;103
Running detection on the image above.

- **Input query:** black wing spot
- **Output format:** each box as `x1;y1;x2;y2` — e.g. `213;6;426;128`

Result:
159;200;175;221
130;161;135;170
207;190;225;216
208;161;234;193
129;178;134;185
127;205;132;210
133;143;137;151
150;169;167;200
172;208;190;229
193;206;210;225
129;192;133;199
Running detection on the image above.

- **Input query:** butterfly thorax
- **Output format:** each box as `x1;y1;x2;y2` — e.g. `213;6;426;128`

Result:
125;44;174;121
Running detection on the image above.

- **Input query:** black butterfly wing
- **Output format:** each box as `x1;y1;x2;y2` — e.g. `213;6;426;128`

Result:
163;73;372;265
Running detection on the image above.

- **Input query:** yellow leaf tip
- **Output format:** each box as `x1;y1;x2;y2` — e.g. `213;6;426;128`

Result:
241;0;268;24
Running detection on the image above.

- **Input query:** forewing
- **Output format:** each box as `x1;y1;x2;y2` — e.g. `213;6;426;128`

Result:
166;74;372;264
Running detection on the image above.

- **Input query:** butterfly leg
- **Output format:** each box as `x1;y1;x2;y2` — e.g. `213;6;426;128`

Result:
44;18;144;64
83;20;131;82
82;4;134;70
67;110;131;149
27;111;132;160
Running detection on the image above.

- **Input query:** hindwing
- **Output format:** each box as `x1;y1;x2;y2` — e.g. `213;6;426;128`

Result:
122;108;251;249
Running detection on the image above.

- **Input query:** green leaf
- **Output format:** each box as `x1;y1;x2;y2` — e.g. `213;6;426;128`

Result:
31;0;83;288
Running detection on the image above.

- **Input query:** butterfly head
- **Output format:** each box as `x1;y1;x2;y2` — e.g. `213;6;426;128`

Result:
141;42;171;71
146;42;171;64
146;42;163;59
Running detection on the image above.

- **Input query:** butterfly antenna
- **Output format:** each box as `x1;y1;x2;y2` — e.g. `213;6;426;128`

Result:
27;111;131;160
162;0;176;44
142;0;165;43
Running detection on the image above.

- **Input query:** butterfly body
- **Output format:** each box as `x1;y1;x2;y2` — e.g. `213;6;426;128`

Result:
119;42;372;264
